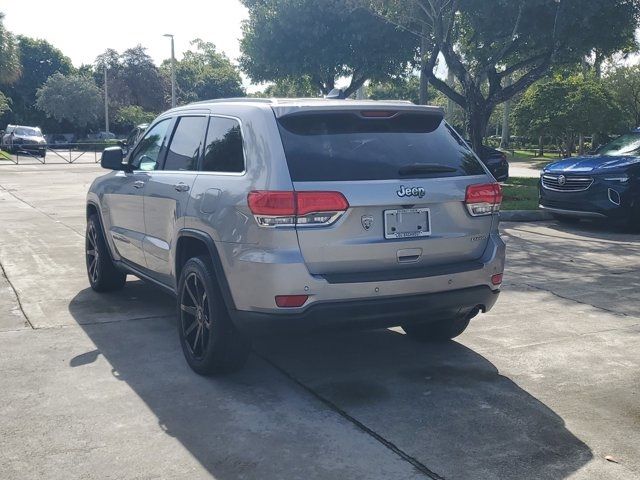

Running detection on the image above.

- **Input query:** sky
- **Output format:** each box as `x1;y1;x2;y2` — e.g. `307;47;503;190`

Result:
1;0;251;82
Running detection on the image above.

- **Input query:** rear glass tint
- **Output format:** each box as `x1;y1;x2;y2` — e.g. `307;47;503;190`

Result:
277;112;484;182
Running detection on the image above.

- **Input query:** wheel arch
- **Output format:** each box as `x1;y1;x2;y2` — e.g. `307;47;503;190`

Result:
175;230;237;311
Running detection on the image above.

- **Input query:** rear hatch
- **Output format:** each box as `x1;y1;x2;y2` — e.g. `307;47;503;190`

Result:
275;107;496;277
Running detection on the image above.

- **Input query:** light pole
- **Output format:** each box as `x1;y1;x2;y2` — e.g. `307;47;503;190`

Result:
104;65;109;133
164;34;176;108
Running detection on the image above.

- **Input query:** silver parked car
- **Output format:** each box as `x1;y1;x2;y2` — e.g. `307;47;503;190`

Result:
86;97;505;375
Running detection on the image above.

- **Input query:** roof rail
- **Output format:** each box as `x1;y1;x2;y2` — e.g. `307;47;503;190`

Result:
190;97;276;105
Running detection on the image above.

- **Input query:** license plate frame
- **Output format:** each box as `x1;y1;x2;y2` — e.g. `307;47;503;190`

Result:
383;208;431;240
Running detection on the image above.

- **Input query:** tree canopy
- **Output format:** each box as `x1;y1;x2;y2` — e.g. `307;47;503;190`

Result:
114;105;156;130
513;75;623;154
240;0;418;96
36;73;103;128
162;39;245;104
0;12;20;86
95;46;166;114
4;36;73;126
605;65;640;129
361;0;640;151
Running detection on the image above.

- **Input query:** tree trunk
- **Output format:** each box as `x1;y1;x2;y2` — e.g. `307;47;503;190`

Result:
446;69;456;118
500;76;512;148
538;135;544;157
578;133;585;156
467;100;491;154
419;27;429;105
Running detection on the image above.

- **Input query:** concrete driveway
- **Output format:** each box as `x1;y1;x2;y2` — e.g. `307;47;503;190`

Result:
0;164;638;480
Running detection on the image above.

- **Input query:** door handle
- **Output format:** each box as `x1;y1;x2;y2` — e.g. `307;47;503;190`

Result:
133;180;145;189
174;183;190;193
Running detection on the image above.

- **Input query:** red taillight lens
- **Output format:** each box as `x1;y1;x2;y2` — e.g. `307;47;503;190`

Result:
247;191;295;215
465;183;503;216
296;191;349;215
275;295;308;308
491;273;503;285
248;191;349;227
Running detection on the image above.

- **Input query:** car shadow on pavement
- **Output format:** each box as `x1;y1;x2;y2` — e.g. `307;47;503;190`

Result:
69;285;592;480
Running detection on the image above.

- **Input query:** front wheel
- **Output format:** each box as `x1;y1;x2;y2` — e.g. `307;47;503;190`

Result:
177;256;250;375
402;310;477;342
86;214;126;292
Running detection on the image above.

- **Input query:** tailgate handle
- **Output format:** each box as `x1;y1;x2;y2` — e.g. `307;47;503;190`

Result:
397;248;422;263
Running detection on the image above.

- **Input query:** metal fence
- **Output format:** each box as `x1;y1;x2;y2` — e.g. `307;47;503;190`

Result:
0;143;111;165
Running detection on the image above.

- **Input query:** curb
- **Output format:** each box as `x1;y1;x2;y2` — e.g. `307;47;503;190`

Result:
500;210;554;222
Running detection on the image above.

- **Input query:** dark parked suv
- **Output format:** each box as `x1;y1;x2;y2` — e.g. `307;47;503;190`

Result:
87;98;505;374
540;130;640;227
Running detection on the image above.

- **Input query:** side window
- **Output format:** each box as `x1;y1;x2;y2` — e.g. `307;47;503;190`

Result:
164;116;208;171
202;117;245;173
130;120;171;171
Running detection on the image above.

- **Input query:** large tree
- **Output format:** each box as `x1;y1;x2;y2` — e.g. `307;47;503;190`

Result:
36;73;103;128
513;75;623;156
605;65;640;129
0;12;20;86
95;46;166;119
4;36;73;126
0;12;20;118
240;0;418;96
362;0;639;152
162;39;245;104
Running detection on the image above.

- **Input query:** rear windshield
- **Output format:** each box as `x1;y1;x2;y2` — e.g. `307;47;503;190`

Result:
277;112;484;182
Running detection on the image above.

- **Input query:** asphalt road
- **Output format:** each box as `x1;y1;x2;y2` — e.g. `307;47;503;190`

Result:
0;164;638;480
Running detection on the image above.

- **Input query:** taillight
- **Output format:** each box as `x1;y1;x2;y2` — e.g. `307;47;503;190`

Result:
248;191;349;227
465;183;502;216
275;295;308;308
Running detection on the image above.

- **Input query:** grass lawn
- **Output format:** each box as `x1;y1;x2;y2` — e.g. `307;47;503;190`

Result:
504;149;558;169
0;149;12;162
501;177;539;211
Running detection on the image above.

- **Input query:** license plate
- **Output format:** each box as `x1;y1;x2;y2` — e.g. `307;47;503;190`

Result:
384;208;431;239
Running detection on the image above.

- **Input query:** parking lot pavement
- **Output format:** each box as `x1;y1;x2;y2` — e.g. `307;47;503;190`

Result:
0;163;639;480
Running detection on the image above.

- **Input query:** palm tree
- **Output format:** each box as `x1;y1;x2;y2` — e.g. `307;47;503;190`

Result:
0;11;20;86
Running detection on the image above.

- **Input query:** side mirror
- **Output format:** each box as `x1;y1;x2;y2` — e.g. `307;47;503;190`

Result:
101;146;125;170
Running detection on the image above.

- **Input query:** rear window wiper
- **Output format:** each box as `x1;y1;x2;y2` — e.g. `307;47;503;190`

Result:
398;163;458;176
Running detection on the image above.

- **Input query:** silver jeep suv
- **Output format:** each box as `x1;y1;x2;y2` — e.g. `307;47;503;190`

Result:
86;98;505;374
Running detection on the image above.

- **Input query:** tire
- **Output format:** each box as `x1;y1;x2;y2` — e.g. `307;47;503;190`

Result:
402;310;477;342
86;214;126;292
177;256;250;375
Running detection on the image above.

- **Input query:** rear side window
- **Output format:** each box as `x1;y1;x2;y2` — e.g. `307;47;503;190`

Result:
164;116;207;171
277;112;484;181
202;117;245;173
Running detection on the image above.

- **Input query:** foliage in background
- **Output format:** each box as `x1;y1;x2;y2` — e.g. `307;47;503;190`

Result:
367;76;421;104
605;65;640;129
360;0;640;152
0;92;10;116
513;75;623;155
255;77;320;98
114;105;155;129
36;73;103;128
3;36;73;129
240;0;418;96
161;39;244;104
0;12;20;86
95;46;166;115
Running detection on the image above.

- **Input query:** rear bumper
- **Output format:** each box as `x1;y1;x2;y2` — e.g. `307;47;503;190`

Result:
219;231;505;332
231;286;500;334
